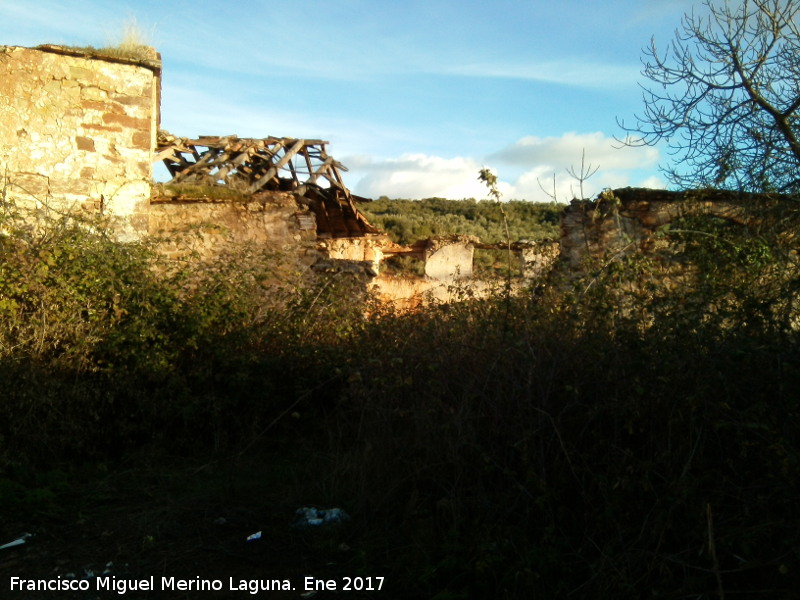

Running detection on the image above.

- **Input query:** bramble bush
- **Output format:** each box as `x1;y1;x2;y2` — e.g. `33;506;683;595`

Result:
1;198;800;598
312;209;800;598
0;201;315;462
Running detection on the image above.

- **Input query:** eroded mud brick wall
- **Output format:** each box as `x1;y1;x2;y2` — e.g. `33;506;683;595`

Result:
0;45;160;238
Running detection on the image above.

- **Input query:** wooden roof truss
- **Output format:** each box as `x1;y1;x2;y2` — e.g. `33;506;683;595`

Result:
155;132;379;237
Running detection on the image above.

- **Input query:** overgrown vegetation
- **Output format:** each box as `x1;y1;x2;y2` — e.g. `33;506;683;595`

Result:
360;196;560;277
2;197;800;598
360;197;560;245
57;18;156;63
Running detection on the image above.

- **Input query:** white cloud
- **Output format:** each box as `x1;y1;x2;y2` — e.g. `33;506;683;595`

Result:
637;175;667;190
481;131;663;201
349;154;491;200
490;132;659;171
345;132;664;203
507;166;665;203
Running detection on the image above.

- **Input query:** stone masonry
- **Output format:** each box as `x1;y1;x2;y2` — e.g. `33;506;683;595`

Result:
559;187;793;268
0;44;160;239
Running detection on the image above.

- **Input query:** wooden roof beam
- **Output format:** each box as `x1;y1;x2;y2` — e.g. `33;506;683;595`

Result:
249;139;306;193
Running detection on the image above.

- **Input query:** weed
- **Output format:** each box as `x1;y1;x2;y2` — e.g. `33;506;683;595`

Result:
2;192;800;597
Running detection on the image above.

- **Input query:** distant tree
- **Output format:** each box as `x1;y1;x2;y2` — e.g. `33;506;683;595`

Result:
620;0;800;193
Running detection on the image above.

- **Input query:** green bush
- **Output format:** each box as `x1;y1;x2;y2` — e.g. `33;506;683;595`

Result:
2;195;800;598
0;204;309;463
360;196;560;244
360;197;560;278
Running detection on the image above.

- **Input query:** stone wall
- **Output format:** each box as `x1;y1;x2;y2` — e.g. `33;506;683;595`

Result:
559;187;785;268
370;275;501;310
0;45;160;239
319;236;391;273
423;236;476;281
148;192;318;265
518;240;560;280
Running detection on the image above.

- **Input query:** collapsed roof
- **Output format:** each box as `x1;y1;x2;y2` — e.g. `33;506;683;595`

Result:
155;131;380;238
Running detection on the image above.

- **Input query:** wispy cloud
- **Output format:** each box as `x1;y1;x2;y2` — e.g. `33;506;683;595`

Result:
0;0;144;48
160;80;423;159
626;1;698;27
0;1;87;34
2;0;669;203
489;132;659;171
447;59;640;88
490;132;663;201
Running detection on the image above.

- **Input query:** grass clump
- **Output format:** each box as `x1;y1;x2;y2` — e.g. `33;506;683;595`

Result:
54;18;157;64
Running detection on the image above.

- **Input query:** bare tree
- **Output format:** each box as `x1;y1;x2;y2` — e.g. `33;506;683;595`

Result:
566;148;600;200
620;0;800;193
536;149;599;201
537;172;559;202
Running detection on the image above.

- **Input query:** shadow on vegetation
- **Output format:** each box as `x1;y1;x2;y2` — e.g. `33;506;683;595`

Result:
1;201;800;598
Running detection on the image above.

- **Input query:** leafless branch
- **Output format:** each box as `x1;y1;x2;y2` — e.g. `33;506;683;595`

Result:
618;0;800;193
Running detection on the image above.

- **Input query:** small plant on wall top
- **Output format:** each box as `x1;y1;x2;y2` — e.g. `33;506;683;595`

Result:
478;167;513;283
63;17;156;63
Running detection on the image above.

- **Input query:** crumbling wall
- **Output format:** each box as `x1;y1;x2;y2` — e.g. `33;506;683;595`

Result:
518;240;560;280
423;236;476;281
370;275;500;310
0;45;160;239
559;187;780;268
148;192;318;264
318;236;391;274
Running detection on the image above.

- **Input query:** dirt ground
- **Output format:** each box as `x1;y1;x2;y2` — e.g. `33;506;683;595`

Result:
1;445;389;600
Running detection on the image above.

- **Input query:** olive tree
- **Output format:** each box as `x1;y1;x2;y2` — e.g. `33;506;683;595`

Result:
621;0;800;193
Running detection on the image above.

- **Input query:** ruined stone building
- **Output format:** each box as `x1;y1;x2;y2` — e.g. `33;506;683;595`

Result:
0;42;494;297
559;186;799;270
0;44;374;257
9;42;775;299
1;44;158;238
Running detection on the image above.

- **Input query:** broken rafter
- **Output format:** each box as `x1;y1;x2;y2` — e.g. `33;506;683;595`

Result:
156;131;381;237
249;138;306;193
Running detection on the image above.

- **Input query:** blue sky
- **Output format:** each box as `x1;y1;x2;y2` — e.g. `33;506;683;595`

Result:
0;0;698;201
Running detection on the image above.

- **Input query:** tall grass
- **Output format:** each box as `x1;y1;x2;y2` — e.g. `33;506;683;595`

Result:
1;202;799;598
60;17;156;63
